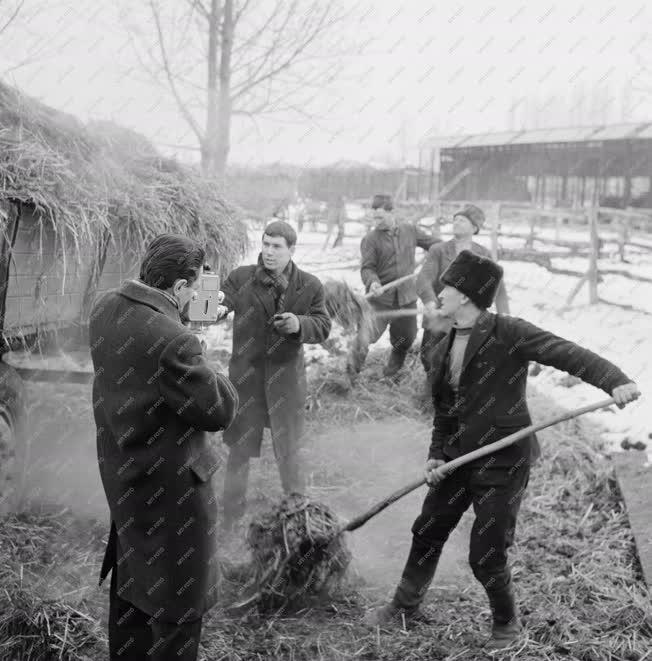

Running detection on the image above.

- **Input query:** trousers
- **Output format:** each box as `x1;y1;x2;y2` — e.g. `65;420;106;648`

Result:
223;426;304;522
108;566;203;661
348;300;417;372
393;458;530;610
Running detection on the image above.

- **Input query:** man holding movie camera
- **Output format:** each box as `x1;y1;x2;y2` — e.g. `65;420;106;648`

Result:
90;234;239;661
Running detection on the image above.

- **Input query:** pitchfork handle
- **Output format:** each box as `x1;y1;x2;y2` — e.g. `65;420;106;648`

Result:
342;397;616;533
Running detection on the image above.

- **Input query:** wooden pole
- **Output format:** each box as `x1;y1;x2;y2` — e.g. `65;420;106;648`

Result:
491;202;500;260
588;206;599;304
341;397;618;534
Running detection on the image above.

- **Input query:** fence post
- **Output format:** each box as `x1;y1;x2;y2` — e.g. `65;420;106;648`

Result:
588;206;599;304
491;202;500;260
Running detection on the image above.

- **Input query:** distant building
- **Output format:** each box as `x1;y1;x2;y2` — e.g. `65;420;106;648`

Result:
418;122;652;208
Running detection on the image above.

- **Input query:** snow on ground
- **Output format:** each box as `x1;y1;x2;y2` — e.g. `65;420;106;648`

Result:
207;226;651;464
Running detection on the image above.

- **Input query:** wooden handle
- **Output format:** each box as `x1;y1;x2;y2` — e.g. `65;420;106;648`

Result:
341;397;616;533
365;273;417;299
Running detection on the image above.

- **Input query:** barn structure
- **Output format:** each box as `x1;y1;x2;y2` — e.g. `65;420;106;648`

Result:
418;122;652;209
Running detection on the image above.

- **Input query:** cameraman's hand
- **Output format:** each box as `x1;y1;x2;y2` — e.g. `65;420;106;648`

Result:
424;459;446;486
217;290;225;304
368;281;382;295
216;305;230;320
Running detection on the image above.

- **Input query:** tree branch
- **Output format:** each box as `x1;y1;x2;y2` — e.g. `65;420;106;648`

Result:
234;0;254;26
148;0;204;142
231;2;338;101
186;0;209;19
0;0;25;36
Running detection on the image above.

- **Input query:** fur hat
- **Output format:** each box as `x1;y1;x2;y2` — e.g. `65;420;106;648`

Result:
454;204;485;234
371;194;393;211
440;250;503;309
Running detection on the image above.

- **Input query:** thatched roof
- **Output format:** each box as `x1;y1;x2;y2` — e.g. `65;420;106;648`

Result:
0;81;247;273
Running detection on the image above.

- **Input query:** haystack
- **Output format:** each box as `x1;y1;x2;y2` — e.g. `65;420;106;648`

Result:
0;81;247;281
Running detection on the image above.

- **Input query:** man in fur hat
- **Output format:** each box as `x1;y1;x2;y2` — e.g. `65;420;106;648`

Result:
363;250;640;650
348;193;441;380
417;204;510;389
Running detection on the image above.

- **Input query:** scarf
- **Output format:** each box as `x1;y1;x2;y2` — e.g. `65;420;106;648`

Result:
255;254;292;312
375;218;397;233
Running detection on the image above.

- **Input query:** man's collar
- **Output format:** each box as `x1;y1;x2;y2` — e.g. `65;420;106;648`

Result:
118;279;181;321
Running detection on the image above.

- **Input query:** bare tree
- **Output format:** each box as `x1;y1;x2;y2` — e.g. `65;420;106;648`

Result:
124;0;359;177
0;0;25;36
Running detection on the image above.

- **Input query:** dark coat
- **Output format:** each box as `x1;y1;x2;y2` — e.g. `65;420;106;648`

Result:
221;260;331;457
416;239;510;313
360;223;439;307
89;279;238;623
429;311;631;466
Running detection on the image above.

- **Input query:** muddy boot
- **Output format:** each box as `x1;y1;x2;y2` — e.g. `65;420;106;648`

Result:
485;582;522;651
362;602;432;629
383;348;408;378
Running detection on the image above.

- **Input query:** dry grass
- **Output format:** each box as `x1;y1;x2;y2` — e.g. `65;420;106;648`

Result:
1;348;650;660
224;494;352;614
0;81;248;276
0;508;106;660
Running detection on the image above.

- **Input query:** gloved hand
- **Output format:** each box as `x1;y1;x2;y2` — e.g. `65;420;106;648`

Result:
424;459;447;486
216;305;230;320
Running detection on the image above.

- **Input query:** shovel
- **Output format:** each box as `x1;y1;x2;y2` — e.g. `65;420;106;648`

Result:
337;396;618;535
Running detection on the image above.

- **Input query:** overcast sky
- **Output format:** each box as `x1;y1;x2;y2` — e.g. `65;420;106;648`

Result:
1;0;650;167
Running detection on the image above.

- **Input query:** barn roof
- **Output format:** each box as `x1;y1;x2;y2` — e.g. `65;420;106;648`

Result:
421;122;652;150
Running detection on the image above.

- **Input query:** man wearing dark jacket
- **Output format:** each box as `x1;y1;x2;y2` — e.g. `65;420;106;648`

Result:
364;250;640;650
417;204;510;382
218;221;331;530
348;193;440;379
90;234;239;661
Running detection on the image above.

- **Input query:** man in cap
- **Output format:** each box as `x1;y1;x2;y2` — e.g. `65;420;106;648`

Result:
348;193;441;380
363;250;640;650
417;204;510;391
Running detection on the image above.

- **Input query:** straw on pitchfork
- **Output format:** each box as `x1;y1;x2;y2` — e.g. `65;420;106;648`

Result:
322;272;423;333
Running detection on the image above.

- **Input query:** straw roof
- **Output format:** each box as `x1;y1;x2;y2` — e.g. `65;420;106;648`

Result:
0;81;247;273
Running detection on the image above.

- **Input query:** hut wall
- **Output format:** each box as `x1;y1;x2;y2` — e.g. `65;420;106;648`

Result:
3;205;95;333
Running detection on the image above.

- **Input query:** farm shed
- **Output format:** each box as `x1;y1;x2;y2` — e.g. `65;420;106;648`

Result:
0;80;247;344
419;122;652;208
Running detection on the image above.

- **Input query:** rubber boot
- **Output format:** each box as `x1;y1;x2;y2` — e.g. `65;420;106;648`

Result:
383;348;408;378
485;581;522;651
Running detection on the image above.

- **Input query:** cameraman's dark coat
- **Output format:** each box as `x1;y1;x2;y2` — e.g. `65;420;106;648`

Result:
89;280;238;623
429;311;631;466
221;261;331;457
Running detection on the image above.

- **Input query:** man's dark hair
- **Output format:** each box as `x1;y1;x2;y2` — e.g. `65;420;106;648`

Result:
371;193;393;212
140;234;206;290
263;220;297;248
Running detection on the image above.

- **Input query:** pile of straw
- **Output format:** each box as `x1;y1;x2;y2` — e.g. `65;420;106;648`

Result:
322;279;373;334
0;510;105;660
0;82;247;277
231;493;352;611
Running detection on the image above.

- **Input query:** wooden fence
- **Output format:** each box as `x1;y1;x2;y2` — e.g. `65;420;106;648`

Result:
305;200;652;310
